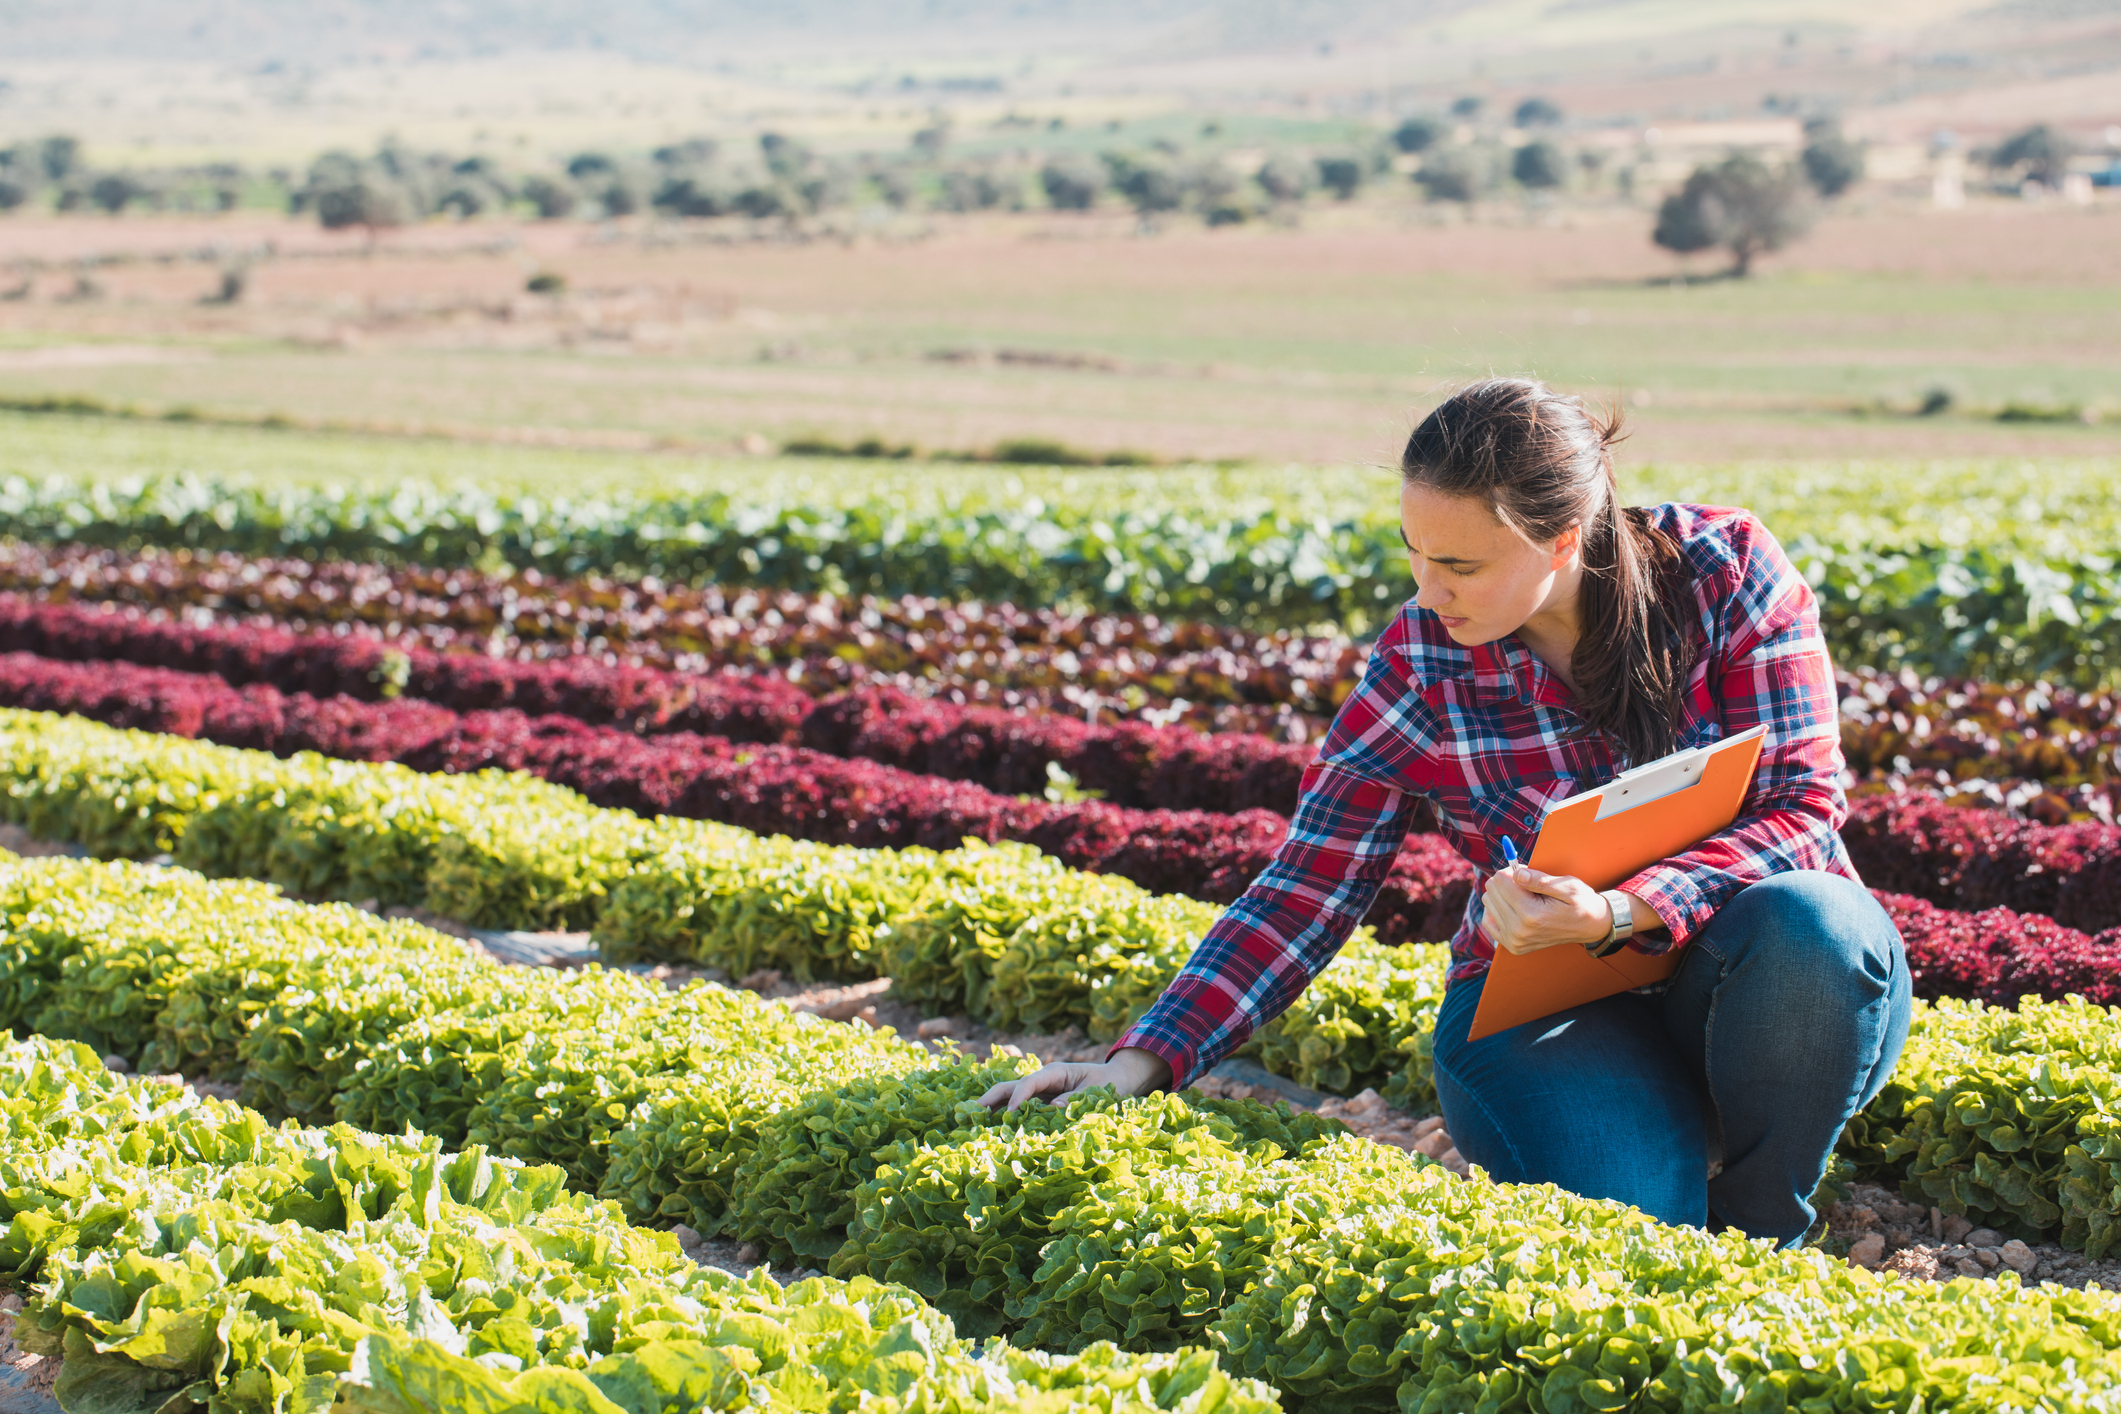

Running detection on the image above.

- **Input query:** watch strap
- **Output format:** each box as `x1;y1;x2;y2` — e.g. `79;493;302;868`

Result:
1589;890;1635;958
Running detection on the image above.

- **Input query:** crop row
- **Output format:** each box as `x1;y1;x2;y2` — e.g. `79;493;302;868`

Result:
8;857;2121;1414
3;697;2120;1073
10;642;2121;946
6;472;2121;682
0;541;1343;736
0;1032;1281;1414
9;590;2121;862
0;594;1323;813
0;707;1456;1100
9;571;2121;823
4;661;2121;1020
0;655;1478;942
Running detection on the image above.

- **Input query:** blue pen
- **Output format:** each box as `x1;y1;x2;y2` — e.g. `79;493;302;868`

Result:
1497;836;1519;870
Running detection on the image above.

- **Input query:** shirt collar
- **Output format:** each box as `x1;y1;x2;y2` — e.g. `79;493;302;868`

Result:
1398;608;1575;711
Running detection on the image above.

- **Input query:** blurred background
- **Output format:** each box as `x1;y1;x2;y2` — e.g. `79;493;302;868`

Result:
0;0;2113;478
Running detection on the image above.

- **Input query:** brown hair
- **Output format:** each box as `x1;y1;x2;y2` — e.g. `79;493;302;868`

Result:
1400;377;1699;766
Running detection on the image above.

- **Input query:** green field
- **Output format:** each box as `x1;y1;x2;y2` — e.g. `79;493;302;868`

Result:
3;411;2116;560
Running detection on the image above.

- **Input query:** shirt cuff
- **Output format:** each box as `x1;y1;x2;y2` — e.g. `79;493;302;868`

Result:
1617;864;1714;950
1106;1030;1193;1094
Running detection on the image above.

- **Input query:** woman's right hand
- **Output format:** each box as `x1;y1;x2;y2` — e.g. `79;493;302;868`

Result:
979;1046;1172;1111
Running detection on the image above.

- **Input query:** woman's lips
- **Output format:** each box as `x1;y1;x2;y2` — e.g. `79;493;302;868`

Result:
1439;614;1469;628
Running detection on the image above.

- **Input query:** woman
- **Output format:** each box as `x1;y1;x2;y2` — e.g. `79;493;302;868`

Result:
983;377;1912;1248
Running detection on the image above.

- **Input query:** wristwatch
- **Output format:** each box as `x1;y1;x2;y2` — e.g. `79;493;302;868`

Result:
1587;889;1637;958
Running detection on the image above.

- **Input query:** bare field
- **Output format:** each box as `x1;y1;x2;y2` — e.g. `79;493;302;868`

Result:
0;203;2116;467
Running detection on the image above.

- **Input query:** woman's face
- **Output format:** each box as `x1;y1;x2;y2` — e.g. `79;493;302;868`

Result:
1399;482;1582;645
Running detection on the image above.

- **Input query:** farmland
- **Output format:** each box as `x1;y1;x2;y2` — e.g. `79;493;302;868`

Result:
1;423;2121;1408
3;6;2121;1402
0;208;2117;469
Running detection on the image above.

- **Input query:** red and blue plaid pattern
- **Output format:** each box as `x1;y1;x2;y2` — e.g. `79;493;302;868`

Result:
1113;502;1857;1090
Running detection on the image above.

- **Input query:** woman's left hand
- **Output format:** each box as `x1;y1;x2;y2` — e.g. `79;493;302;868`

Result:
1481;865;1612;955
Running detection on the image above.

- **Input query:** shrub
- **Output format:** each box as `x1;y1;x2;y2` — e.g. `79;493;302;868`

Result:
1512;96;1563;127
1314;156;1364;200
1510;140;1567;190
1391;117;1444;154
1414;149;1483;203
1040;158;1106;210
1654;153;1815;276
1801;120;1865;197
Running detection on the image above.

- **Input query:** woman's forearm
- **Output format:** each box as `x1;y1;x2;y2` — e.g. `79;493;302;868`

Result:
1108;1046;1173;1093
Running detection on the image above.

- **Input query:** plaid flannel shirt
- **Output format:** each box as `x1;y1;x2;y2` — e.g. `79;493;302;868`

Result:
1113;501;1857;1091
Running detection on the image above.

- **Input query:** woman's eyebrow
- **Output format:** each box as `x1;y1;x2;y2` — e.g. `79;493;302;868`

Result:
1398;529;1479;565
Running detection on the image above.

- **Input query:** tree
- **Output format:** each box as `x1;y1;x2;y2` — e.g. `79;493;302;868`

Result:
1315;155;1364;200
796;166;853;214
436;179;499;218
1191;159;1242;207
1990;124;2072;186
733;183;798;219
1513;96;1563;128
1650;181;1721;258
940;165;1014;212
1652;153;1815;276
1414;148;1483;203
652;170;734;218
594;173;647;217
38;135;80;182
871;165;919;210
0;145;39;210
519;174;577;219
652;138;718;168
759;133;814;181
1392;116;1445;154
1450;95;1484;119
1255;153;1314;203
1799;120;1863;197
313;178;413;232
88;172;152;213
563;155;645;218
1040;158;1104;210
1511;141;1567;190
1105;154;1186;221
910;120;952;160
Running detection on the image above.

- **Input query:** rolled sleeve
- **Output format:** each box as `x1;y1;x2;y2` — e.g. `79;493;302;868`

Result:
1109;760;1422;1089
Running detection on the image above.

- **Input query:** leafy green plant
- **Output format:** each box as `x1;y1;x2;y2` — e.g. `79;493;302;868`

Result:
832;1090;1346;1339
728;1057;1043;1265
1211;1155;2121;1413
0;1030;1281;1414
1023;1134;1412;1354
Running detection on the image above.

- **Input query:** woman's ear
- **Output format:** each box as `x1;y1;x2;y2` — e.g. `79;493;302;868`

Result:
1551;523;1583;569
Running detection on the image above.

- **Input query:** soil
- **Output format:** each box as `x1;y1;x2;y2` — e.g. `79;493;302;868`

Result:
0;1294;60;1412
1826;1182;2121;1291
0;825;89;860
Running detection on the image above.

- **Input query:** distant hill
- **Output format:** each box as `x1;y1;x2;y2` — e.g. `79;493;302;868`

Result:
0;0;1448;66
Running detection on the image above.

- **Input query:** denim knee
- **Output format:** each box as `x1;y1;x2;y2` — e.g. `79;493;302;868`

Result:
1698;871;1900;978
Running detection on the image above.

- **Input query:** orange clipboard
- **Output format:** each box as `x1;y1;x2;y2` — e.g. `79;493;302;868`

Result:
1465;724;1771;1041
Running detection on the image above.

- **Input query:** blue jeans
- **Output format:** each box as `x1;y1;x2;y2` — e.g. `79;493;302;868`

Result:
1431;870;1912;1247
